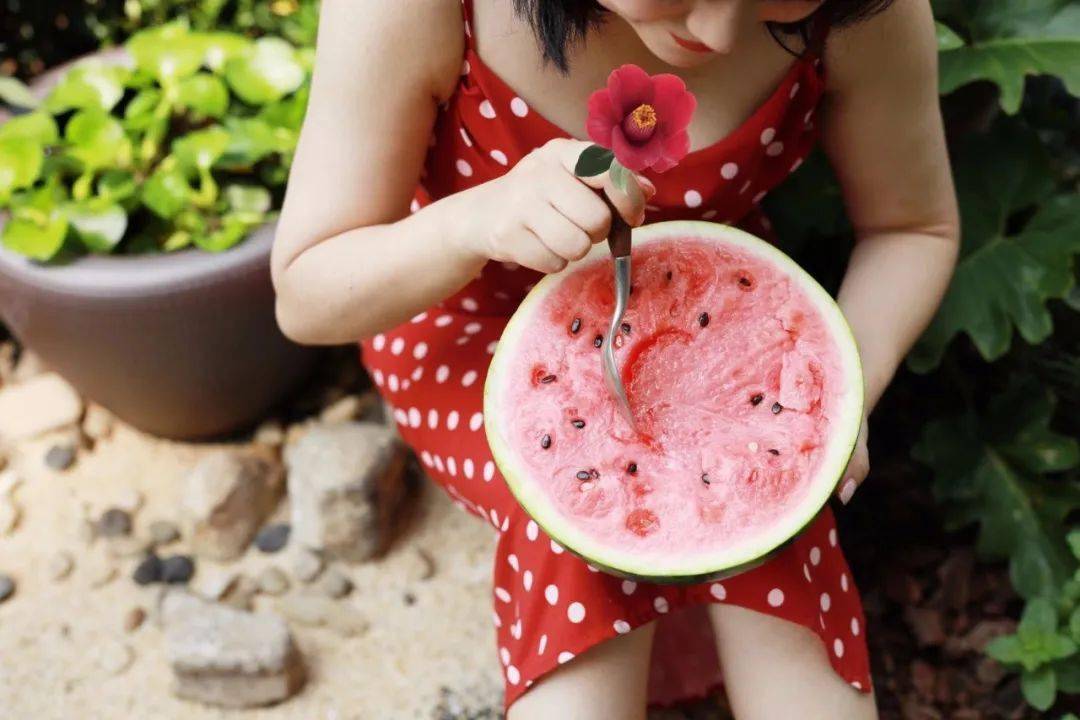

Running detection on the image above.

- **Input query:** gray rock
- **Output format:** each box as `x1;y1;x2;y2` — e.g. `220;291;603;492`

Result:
44;444;77;471
182;450;284;561
0;373;83;442
290;548;324;584
220;575;258;611
161;555;196;584
192;568;239;602
286;423;406;563
97;508;132;538
47;551;74;581
162;591;305;708
317;569;353;599
277;594;369;637
148;520;181;546
256;566;289;596
254;523;290;553
0;573;14;602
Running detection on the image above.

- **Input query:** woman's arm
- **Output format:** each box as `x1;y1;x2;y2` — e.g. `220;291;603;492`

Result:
821;0;961;413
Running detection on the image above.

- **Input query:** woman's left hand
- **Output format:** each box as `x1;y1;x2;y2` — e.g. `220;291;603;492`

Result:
836;415;869;505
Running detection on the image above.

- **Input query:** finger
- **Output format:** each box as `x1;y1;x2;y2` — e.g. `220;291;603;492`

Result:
549;138;652;226
837;449;869;505
547;172;613;244
602;169;647;227
525;204;593;262
500;226;568;275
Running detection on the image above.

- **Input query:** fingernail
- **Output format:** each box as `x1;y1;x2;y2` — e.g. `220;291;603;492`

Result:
839;478;857;505
637;175;656;196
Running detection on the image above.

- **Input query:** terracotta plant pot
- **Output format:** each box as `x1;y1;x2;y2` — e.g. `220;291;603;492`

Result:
0;51;319;439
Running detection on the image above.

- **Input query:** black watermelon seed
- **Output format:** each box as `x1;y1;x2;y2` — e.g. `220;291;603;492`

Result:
750;394;764;406
701;473;711;485
590;468;600;479
630;284;636;295
540;374;557;384
576;471;591;481
621;322;631;334
541;434;552;449
627;462;638;474
768;448;780;456
738;276;752;287
571;419;586;429
665;270;673;282
698;312;710;328
571;318;582;334
593;334;603;348
771;402;783;415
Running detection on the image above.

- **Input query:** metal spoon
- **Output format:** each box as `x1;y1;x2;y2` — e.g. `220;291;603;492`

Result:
600;206;635;429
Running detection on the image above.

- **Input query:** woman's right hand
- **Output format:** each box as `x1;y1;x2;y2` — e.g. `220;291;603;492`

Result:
447;138;656;274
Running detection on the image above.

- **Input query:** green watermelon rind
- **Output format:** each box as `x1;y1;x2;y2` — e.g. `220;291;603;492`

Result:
483;220;864;583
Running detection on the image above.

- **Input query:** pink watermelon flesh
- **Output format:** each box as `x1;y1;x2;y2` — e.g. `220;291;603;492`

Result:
499;238;848;562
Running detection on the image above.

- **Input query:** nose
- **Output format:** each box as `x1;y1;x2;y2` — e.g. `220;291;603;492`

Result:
684;0;747;55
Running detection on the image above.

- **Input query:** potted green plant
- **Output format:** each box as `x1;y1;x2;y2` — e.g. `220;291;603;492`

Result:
0;22;318;439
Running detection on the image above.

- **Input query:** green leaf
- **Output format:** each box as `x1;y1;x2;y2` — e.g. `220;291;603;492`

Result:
127;24;206;81
608;159;632;195
1021;666;1057;711
225;37;305;106
176;74;229;118
224;185;271;215
1068;530;1080;560
912;383;1080;599
219;118;286;166
123;88;164;131
988;634;1027;665
936;22;965;51
0;111;59;145
172;126;230;172
574;144;614;177
97;171;136;202
909;122;1080;371
66;201;127;253
256;83;309;132
1;213;69;261
0;77;40;109
200;33;251;72
194;214;252;252
1057;657;1080;693
0;139;44;198
65;109;132;171
142;167;192;219
44;62;128;113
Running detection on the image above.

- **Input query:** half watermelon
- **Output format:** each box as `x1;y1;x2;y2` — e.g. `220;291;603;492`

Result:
484;221;863;583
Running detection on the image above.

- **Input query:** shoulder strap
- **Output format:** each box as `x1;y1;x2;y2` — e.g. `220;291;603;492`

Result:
461;0;475;50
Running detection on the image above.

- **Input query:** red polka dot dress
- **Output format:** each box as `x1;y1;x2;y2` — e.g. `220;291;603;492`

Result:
361;0;872;710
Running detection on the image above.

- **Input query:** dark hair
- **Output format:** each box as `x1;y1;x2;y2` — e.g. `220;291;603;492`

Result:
511;0;895;73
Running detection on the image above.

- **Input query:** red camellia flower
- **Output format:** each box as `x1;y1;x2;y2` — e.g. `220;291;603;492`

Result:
585;64;697;173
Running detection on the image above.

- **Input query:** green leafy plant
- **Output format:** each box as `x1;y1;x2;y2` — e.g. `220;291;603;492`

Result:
0;21;310;260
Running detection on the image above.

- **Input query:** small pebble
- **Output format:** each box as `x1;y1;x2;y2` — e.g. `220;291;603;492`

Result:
97;508;132;538
253;419;285;446
132;555;163;586
320;395;363;424
160;555;195;584
44;444;76;471
257;566;290;596
87;556;118;588
77;518;97;545
123;607;146;633
221;574;258;611
147;520;180;546
318;569;353;599
193;569;238;601
47;551;74;581
0;574;14;602
0;469;22;497
416;548;436;581
254;523;291;553
292;549;324;583
404;592;417;606
115;488;143;513
82;404;114;441
0;499;20;535
96;640;134;675
107;536;152;559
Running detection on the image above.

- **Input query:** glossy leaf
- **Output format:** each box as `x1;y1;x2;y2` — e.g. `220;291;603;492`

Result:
66;201;128;253
0;77;39;109
0;112;57;145
201;33;251;72
172;126;230;171
65;110;132;170
224;185;271;215
940;38;1080;114
224;37;305;105
176;74;229;118
142;167;192;219
194;214;252;252
1;213;69;262
936;22;965;51
96;171;137;202
1022;666;1057;711
574;144;615;177
127;24;206;81
44;62;128;113
0;139;44;198
219;118;284;166
123;88;164;131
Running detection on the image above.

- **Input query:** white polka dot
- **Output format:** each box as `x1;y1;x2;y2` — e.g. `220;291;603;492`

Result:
851;617;860;636
833;639;844;658
829;528;838;547
767;588;785;607
479;99;496;119
760;127;776;145
486;341;498;355
464;322;482;335
411;366;423;381
701;209;718;220
395;408;409;426
387;374;399;392
427;408;439;429
809;547;821;566
469;411;483;430
500;647;510;666
372;334;386;351
446;456;457;476
459;127;473;147
506;665;520;685
820;614;827;630
789;82;800;98
538;634;547;654
684;189;702;208
483;461;495;481
804;109;814;125
493;611;502;628
766;141;784;157
490;149;508;165
463;457;474;478
434;314;453;327
446;410;460;430
526;520;539;541
614;619;631;634
401;379;411;390
455;335;470;346
852;681;863;691
803;563;812;583
790;158;804;173
841;573;850;592
372;369;384;386
412;342;428;360
409;198;420;213
567;602;586;623
709;583;726;600
461;59;470;75
408;407;421;428
753;191;767;204
622;580;636;595
549;540;563;554
654;596;669;614
435;365;450;383
820;593;831;612
721;162;739;180
433;455;444;472
501;516;509;533
461;297;479;312
510;97;529;117
523;570;533;590
489;508;499;527
495;587;511;603
557;651;574;664
544;585;559;605
455;158;473;177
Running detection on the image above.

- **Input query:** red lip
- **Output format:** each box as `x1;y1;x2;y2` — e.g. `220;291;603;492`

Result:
669;32;713;53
